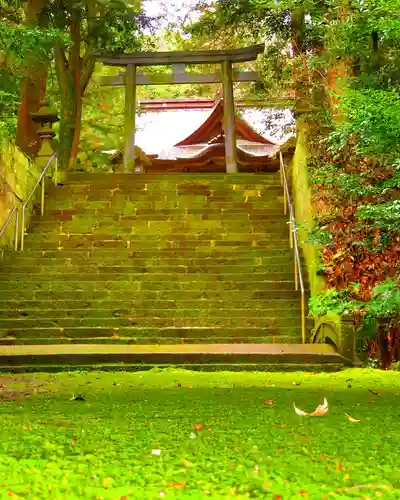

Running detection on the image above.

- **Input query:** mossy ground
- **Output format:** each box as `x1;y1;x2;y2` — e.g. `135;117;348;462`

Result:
0;369;398;499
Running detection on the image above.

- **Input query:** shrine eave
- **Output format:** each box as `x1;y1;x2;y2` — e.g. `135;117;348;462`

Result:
96;44;265;67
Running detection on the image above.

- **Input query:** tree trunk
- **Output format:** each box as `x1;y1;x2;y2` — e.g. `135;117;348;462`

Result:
16;0;48;158
54;44;76;171
56;8;95;170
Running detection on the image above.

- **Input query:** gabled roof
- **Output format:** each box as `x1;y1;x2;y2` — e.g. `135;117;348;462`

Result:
175;100;279;147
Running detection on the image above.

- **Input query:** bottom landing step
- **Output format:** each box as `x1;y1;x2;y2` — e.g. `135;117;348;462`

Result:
0;344;352;372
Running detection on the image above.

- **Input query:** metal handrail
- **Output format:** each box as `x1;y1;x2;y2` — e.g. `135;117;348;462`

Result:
20;153;57;251
0;207;19;251
279;151;306;343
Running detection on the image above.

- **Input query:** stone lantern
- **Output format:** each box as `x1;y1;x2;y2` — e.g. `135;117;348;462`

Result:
30;101;59;169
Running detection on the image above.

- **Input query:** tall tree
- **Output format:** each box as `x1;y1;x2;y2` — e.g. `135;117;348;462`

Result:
16;0;49;157
0;1;64;146
47;0;149;169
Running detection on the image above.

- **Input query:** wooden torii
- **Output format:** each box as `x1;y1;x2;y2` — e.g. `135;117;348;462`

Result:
96;44;264;173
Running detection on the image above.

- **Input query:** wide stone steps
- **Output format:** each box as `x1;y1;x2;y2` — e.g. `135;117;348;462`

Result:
0;172;321;367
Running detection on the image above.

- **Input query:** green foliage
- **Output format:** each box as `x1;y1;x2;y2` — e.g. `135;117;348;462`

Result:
309;287;362;317
310;280;400;322
328;89;400;160
356;200;400;232
367;280;400;319
0;20;67;142
306;226;334;247
0;24;68;69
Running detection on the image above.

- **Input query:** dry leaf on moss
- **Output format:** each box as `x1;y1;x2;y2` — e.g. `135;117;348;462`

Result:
294;398;328;417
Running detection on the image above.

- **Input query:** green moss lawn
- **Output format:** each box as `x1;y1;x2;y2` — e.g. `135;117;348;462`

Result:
0;369;399;499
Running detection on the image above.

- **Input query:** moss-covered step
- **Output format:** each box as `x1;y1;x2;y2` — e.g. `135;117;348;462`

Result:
1;250;300;264
0;313;302;329
0;335;302;346
0;277;297;291
0;288;304;301
0;298;303;311
0;325;303;339
0;308;302;320
0;343;349;367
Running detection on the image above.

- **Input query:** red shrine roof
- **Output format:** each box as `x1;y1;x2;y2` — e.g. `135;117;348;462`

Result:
175;100;278;147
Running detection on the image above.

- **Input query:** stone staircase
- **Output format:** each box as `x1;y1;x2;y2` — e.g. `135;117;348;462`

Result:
0;172;348;371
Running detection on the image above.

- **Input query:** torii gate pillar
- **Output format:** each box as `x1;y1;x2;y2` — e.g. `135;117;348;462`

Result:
221;61;238;173
123;64;137;172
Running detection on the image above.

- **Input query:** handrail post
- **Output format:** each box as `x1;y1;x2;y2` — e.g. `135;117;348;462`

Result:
41;177;45;216
301;292;306;343
14;210;19;251
288;220;293;249
21;206;25;252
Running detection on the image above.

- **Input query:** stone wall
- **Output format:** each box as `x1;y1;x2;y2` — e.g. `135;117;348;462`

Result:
0;142;40;249
291;123;324;297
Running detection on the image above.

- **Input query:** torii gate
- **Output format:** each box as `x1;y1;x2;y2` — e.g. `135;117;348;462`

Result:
96;44;264;173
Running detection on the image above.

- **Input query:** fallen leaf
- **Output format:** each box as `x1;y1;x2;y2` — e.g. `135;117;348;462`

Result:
368;389;381;396
73;394;86;401
264;400;274;406
337;464;345;472
103;477;113;488
294;398;328;417
71;439;77;447
180;458;193;468
345;412;360;423
168;482;185;489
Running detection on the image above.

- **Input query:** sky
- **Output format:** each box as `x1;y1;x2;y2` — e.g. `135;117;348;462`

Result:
143;0;211;28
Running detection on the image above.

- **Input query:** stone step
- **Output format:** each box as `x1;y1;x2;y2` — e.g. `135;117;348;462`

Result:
0;343;350;367
27;226;293;239
23;233;291;244
43;202;285;213
22;240;294;251
0;308;301;320
0;280;298;292
0;336;302;346
0;269;298;281
2;249;300;263
45;186;285;201
0;268;298;280
0;289;304;301
29;220;292;234
38;208;287;221
64;173;282;184
0;315;302;329
0;325;302;339
0;299;303;310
